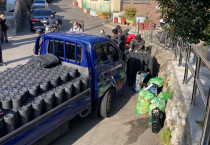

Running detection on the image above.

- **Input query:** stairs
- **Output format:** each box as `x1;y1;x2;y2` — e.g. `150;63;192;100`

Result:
0;0;6;12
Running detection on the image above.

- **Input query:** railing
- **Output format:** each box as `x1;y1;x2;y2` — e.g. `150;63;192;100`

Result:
137;23;210;145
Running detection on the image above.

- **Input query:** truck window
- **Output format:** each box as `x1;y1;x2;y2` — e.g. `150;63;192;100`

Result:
95;45;108;63
48;40;64;59
95;43;119;63
65;42;82;62
48;40;82;62
54;40;64;59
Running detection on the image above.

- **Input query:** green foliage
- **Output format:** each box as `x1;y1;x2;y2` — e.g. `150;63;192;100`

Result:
196;120;204;129
127;17;136;21
136;14;144;17
124;7;137;17
161;127;172;145
102;12;110;16
166;87;174;100
144;17;151;22
156;0;210;44
119;15;126;18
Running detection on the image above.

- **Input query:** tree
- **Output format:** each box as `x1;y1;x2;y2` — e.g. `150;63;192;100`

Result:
156;0;210;44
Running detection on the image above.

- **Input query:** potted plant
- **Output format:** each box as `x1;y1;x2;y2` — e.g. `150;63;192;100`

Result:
125;8;137;18
126;17;136;26
119;15;126;25
74;0;78;7
86;8;91;14
102;12;110;19
136;14;147;24
112;11;119;23
144;17;150;30
118;11;125;24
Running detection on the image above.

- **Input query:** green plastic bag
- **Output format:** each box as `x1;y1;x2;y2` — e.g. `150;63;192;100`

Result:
148;97;166;125
157;92;168;101
147;77;164;88
136;98;150;114
138;88;154;102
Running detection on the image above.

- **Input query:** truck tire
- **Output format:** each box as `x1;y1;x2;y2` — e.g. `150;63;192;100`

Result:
99;89;112;118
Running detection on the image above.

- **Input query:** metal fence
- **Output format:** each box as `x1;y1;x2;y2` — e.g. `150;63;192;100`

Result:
137;23;210;145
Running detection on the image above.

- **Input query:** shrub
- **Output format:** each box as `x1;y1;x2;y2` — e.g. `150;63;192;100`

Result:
156;0;209;44
161;127;172;145
119;15;126;18
102;12;110;16
124;8;137;17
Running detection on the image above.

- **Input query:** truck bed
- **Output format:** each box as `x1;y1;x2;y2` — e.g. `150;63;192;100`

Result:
0;64;91;144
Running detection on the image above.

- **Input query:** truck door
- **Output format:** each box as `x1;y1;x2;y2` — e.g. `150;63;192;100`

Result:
93;42;126;98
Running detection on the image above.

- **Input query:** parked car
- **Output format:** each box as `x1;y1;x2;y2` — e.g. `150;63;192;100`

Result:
30;8;53;31
30;3;48;14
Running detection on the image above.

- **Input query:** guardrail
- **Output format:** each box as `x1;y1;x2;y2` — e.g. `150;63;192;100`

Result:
136;23;210;145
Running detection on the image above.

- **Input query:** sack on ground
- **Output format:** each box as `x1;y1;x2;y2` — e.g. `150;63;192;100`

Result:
138;88;154;102
149;97;166;125
147;77;164;88
136;98;150;114
157;92;168;101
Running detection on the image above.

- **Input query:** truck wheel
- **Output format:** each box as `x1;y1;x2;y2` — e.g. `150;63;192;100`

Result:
100;89;112;118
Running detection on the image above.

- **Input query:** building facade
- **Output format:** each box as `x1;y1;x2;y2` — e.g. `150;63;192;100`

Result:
77;0;121;12
122;0;160;25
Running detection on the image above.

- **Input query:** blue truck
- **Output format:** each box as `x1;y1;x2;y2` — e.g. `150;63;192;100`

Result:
0;32;127;145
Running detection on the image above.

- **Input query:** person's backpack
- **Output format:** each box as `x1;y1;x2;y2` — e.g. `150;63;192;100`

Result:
152;107;164;133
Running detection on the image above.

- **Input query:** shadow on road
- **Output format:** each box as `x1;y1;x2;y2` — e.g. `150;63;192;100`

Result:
5;55;33;65
51;86;135;145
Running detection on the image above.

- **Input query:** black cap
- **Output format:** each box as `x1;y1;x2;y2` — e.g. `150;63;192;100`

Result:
36;28;42;34
115;25;121;30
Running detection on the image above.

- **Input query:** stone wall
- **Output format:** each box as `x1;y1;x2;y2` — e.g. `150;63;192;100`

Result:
122;0;161;26
162;62;191;145
14;0;33;32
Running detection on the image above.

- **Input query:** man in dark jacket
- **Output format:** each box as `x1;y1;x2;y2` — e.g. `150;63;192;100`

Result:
0;13;8;43
47;13;58;31
130;34;145;52
115;25;126;52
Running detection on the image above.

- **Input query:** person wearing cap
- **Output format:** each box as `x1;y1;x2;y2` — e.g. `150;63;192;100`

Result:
36;28;42;35
47;12;58;31
69;21;83;32
130;34;145;52
33;28;43;55
115;25;126;52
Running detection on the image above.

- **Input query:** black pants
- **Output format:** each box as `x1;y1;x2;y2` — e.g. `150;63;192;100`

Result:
0;29;8;41
0;45;3;63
